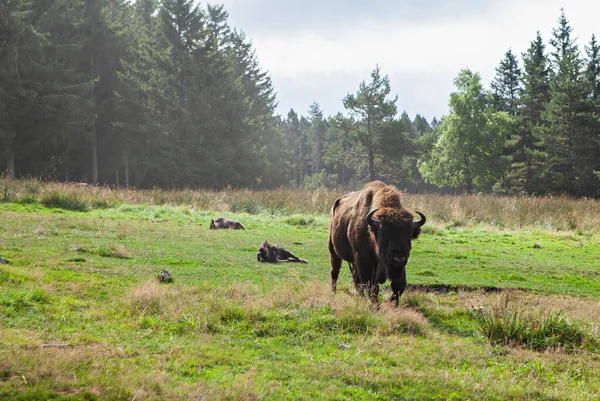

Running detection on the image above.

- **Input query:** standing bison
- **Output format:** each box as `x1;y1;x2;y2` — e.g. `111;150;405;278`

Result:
328;181;426;304
209;217;245;230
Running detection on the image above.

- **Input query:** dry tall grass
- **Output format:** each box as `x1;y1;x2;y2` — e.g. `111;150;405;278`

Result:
2;178;599;231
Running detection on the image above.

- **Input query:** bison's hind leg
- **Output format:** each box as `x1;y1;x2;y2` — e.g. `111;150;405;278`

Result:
329;240;342;293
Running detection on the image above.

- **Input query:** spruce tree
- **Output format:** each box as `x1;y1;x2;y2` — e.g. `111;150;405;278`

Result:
491;49;522;115
0;0;83;179
538;11;590;196
581;35;600;196
499;32;550;194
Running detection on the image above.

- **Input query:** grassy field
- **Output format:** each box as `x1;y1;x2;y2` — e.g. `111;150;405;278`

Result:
1;180;600;400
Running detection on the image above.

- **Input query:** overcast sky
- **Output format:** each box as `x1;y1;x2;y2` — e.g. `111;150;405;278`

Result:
212;0;599;122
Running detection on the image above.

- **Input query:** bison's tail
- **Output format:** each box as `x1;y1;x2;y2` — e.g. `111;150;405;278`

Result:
330;198;342;218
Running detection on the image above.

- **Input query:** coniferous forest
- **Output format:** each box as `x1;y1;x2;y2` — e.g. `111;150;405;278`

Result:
1;2;598;197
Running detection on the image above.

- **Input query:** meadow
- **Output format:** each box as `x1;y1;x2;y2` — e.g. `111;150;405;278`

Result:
0;179;599;400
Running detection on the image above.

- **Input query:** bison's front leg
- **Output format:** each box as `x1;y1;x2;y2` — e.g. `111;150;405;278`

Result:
389;268;407;306
368;281;380;304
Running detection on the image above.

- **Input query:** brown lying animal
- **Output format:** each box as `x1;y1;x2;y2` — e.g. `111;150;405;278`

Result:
328;180;426;304
256;240;308;263
209;217;245;230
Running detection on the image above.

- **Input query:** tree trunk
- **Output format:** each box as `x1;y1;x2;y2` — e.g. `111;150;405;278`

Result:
368;149;375;181
90;122;98;185
124;154;130;189
367;116;376;181
6;150;15;180
464;154;473;194
90;51;98;186
115;168;120;187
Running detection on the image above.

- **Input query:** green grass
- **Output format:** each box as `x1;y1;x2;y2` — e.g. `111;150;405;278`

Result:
1;200;600;400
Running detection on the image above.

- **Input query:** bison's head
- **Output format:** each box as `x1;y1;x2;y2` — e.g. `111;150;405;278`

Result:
209;219;216;229
367;208;426;273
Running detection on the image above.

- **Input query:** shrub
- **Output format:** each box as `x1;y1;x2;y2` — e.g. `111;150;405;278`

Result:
41;192;89;212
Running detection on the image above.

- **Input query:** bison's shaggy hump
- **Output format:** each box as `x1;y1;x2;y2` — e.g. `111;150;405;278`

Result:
368;181;403;209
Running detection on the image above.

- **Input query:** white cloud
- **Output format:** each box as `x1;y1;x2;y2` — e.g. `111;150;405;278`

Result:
220;0;600;120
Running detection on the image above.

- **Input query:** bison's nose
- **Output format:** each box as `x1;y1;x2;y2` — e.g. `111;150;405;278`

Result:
392;256;407;265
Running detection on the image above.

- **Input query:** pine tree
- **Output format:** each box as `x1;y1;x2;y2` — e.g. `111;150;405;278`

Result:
343;65;398;181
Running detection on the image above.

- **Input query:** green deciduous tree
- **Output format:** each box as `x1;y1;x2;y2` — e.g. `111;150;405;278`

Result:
419;69;511;193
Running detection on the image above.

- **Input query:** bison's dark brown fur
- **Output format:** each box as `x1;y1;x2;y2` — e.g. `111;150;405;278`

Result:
256;240;308;263
209;217;245;230
328;181;426;304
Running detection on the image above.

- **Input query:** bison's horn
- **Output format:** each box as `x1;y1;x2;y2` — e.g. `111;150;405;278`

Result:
413;211;426;228
366;209;380;229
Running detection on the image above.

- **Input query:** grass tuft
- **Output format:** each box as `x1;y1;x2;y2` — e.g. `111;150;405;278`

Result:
0;288;49;312
473;294;597;352
231;200;263;214
128;281;164;315
41;191;89;212
284;215;315;226
91;198;113;209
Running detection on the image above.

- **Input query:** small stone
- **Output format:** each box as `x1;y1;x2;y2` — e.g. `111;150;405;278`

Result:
0;255;9;264
533;242;542;249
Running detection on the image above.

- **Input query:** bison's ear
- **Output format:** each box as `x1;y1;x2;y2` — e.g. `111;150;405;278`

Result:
366;209;381;229
412;226;421;239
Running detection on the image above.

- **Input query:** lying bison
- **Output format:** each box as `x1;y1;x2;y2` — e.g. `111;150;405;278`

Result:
256;240;308;263
209;217;245;230
328;181;426;304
